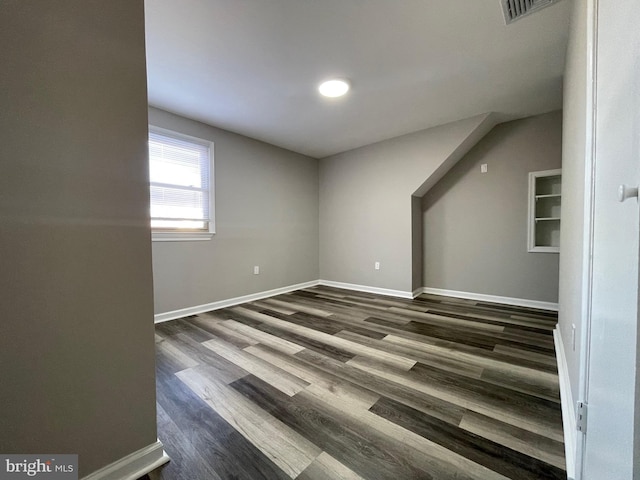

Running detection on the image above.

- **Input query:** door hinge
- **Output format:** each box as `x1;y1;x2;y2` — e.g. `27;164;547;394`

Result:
577;401;588;433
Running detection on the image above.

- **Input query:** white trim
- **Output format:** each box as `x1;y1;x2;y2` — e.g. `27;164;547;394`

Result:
148;124;216;239
154;280;320;323
318;280;415;299
554;326;577;480
81;440;169;480
152;231;214;242
573;2;598;478
411;287;423;298
421;287;559;311
527;169;562;253
155;280;558;321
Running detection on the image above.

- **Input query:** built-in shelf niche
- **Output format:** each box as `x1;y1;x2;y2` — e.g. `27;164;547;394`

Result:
528;169;561;253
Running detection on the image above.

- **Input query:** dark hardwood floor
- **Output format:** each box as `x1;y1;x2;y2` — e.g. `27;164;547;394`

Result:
148;286;565;479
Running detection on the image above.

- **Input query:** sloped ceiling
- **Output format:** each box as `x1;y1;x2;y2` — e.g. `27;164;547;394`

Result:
145;0;571;158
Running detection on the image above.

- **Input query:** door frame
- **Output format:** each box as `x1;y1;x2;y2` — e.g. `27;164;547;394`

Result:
575;0;640;477
574;0;598;477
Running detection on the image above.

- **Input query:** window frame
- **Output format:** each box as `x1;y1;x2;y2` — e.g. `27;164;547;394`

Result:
148;125;215;242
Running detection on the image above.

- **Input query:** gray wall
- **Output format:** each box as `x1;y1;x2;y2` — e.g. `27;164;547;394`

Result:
422;112;562;303
148;108;319;315
0;1;157;477
558;0;589;409
411;196;424;290
319;114;496;294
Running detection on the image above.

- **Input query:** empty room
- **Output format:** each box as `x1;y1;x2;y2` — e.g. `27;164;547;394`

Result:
2;1;639;480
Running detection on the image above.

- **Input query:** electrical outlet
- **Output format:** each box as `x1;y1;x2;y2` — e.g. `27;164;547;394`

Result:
480;164;488;173
374;262;380;270
253;266;260;275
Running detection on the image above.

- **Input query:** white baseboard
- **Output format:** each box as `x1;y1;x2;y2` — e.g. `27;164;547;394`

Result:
411;287;424;298
154;280;320;323
155;281;558;324
554;326;577;480
318;280;415;299
82;440;169;480
421;287;559;312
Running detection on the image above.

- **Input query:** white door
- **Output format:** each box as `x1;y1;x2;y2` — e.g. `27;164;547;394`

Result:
581;0;640;478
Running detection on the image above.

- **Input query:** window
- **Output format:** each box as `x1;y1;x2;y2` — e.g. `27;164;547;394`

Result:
148;126;214;241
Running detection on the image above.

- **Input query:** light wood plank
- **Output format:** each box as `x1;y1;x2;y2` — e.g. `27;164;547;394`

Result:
245;344;379;410
232;306;416;370
384;334;558;389
460;411;566;470
302;384;510;480
204;321;260;348
494;344;559;366
397;309;507;333
156;337;199;369
335;330;486;379
263;298;333;317
297;452;366;480
153;285;565;479
202;337;309;396
176;367;322;478
346;355;564;442
222;319;305;355
251;300;298;315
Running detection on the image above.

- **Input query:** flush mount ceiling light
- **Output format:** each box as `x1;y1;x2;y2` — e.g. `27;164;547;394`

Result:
318;78;350;98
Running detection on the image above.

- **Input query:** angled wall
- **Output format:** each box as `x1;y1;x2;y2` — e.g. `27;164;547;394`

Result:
422;111;562;304
0;1;158;477
319;114;496;295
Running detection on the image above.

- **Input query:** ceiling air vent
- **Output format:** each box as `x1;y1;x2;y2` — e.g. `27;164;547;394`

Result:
501;0;562;24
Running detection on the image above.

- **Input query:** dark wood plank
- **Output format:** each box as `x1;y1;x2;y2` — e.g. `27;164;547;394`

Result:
150;285;565;480
230;374;437;480
158;330;248;384
156;317;215;343
407;362;563;438
341;316;559;373
370;396;566;480
265;310;346;335
366;317;499;350
295;348;466;426
153;360;289;480
256;322;356;363
334;329;486;379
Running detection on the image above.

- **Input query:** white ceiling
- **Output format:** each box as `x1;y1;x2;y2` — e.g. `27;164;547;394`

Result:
145;0;571;158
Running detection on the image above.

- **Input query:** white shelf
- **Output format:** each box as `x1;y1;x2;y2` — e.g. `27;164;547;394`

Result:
528;169;561;253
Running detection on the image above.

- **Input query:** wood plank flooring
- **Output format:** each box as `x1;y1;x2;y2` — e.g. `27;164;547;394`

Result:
148;286;565;480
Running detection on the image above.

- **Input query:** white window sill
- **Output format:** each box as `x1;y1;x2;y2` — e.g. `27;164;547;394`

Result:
152;231;214;242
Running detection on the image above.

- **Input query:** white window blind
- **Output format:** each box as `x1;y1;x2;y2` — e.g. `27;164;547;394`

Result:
148;128;212;233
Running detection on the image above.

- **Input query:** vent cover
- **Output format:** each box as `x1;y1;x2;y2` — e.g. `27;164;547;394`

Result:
501;0;562;24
